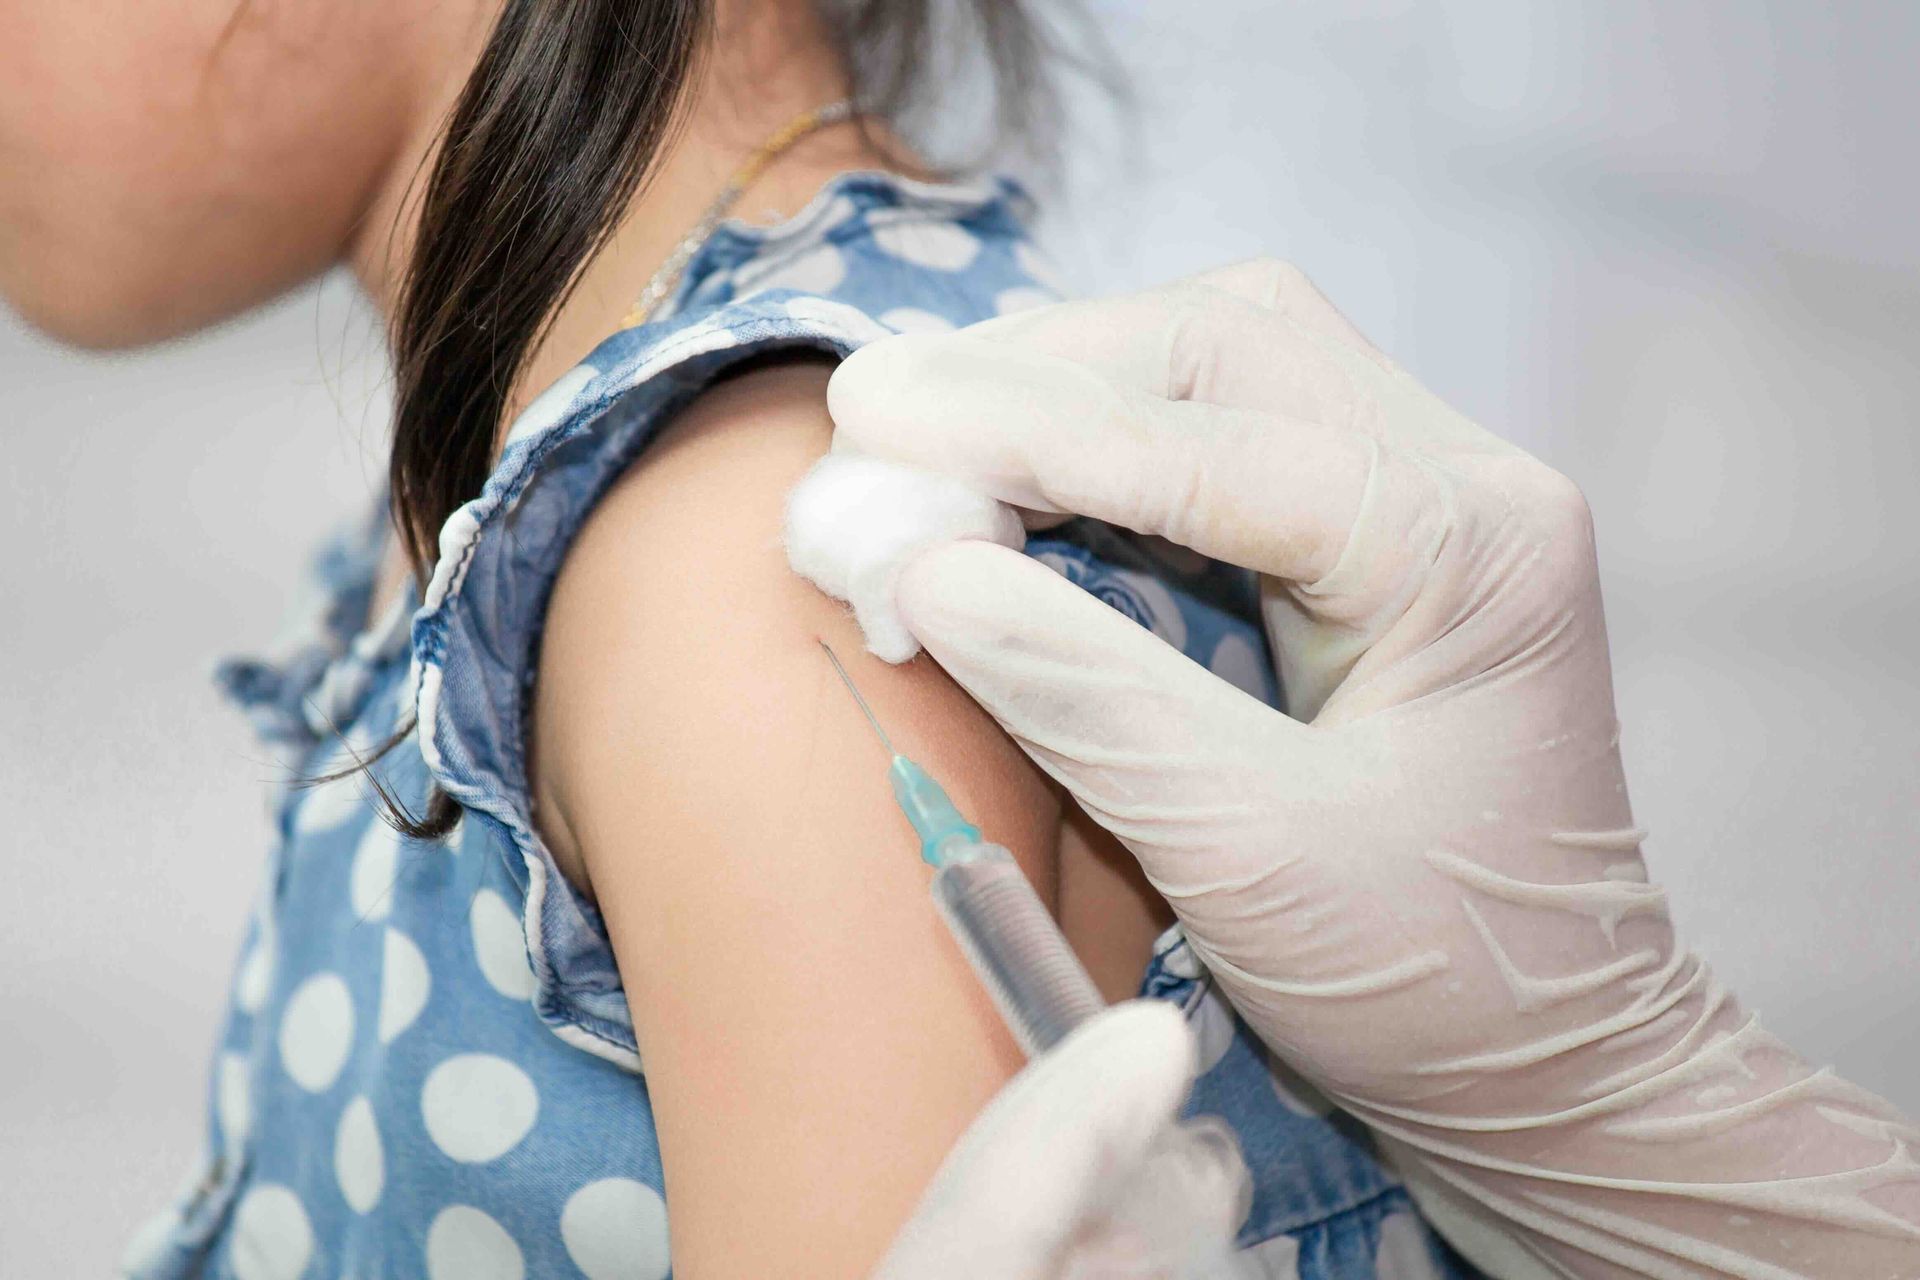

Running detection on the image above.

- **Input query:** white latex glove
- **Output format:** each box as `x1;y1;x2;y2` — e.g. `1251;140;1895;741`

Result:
826;262;1920;1280
876;1000;1228;1280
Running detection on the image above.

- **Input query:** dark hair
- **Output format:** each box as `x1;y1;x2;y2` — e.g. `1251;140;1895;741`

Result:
324;0;1075;838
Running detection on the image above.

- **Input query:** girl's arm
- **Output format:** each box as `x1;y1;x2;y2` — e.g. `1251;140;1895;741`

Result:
531;359;1066;1279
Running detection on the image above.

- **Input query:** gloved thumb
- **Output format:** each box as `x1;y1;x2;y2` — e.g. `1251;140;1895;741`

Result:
872;1001;1197;1280
897;540;1301;849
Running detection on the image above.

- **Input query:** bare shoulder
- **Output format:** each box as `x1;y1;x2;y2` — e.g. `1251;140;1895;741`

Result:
530;356;847;886
528;356;1064;1276
532;357;1059;895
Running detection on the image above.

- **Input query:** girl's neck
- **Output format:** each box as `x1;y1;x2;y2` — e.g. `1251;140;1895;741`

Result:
347;1;911;432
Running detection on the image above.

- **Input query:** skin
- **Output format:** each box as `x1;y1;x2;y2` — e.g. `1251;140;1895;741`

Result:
0;1;446;345
2;0;1172;1274
537;361;1061;1274
535;367;1168;1273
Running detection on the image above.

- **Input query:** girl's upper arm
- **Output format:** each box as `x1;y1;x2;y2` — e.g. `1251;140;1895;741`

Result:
531;359;1064;1279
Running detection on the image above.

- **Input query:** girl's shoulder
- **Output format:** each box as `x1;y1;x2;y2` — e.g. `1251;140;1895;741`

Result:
214;170;1048;749
219;169;1278;1065
411;173;1077;1008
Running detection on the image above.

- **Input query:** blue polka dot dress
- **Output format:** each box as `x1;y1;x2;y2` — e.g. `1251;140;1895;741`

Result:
122;172;1486;1280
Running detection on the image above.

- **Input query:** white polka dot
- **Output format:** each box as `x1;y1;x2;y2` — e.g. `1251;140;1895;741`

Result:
228;1185;314;1280
216;1053;252;1146
278;972;354;1093
1243;1229;1302;1278
422;1054;539;1162
1208;632;1269;699
335;1096;384;1214
878;306;956;334
871;218;981;271
1190;987;1239;1075
994;286;1057;316
234;937;272;1016
379;928;432;1044
427;1205;525;1280
350;821;403;921
739;244;846;295
469;890;536;1001
293;773;370;836
119;1207;180;1275
562;1178;672;1280
1375;1210;1444;1278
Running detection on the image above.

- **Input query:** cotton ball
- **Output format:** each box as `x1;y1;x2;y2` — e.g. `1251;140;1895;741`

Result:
785;453;1025;662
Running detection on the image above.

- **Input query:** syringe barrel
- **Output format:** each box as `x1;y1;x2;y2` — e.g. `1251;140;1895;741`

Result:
929;843;1107;1057
933;842;1257;1277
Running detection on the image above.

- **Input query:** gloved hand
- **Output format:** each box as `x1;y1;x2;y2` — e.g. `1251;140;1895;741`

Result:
827;262;1920;1279
876;1000;1224;1280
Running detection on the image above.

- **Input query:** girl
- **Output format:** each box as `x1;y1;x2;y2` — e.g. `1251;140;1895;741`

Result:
2;1;1481;1276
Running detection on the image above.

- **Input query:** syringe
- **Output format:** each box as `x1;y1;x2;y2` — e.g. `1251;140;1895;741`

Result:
820;642;1254;1277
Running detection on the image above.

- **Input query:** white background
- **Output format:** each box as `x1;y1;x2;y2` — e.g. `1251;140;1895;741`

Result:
4;3;1916;1271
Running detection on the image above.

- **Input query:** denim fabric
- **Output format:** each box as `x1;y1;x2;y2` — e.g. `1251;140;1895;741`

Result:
126;171;1485;1280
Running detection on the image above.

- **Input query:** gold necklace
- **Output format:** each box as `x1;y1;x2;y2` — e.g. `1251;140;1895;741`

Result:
622;99;856;328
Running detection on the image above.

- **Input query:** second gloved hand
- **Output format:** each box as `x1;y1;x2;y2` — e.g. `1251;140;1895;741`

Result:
824;262;1920;1279
875;1000;1241;1280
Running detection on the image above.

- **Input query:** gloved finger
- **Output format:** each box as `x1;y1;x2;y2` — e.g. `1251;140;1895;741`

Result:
872;1000;1198;1280
853;279;1366;429
832;334;1427;588
897;541;1302;834
1187;258;1390;365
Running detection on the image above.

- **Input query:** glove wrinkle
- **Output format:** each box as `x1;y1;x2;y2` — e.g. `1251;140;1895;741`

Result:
820;266;1920;1278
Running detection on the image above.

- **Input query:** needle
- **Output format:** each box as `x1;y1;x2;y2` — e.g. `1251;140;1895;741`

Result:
819;639;896;754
